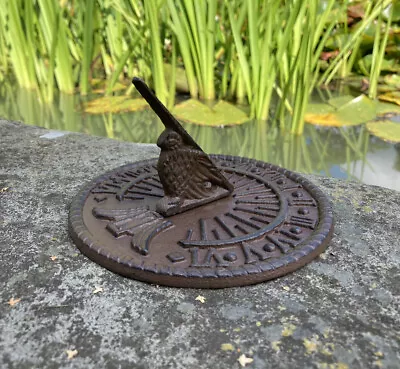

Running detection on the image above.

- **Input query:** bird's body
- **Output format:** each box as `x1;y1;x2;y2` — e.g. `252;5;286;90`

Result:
156;129;233;216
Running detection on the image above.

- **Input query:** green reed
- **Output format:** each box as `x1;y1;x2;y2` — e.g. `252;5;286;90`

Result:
319;0;393;86
0;0;394;134
368;1;393;99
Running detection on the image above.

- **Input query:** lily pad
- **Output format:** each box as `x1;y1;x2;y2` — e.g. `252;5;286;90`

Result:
383;74;400;88
306;102;335;113
173;99;250;126
84;96;148;114
304;112;349;127
378;91;400;106
383;1;400;22
366;120;400;143
376;101;400;115
305;95;376;127
327;95;355;109
359;54;400;73
377;84;398;93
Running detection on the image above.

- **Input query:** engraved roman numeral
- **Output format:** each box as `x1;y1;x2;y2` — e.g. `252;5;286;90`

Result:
185;228;193;241
234;224;249;234
212;229;220;240
287;215;316;229
279;229;301;241
288;199;316;206
190;248;229;267
199;219;207;240
265;233;296;254
241;242;271;264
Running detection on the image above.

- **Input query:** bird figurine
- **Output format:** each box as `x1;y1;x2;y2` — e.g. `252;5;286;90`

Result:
132;77;233;216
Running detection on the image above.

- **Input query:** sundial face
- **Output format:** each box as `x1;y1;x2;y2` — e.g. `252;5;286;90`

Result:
69;78;333;288
69;155;333;288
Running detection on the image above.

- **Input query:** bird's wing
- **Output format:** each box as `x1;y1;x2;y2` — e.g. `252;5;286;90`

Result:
182;150;233;199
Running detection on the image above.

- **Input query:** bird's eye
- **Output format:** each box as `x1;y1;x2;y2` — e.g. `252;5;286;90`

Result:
203;181;212;189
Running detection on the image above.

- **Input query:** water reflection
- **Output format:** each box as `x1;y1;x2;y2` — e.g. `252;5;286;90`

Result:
0;85;399;191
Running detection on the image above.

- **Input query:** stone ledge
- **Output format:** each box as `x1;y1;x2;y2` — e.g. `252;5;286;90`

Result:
0;120;399;369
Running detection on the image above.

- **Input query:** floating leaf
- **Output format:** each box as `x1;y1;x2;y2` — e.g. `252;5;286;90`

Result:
377;84;398;93
304;112;348;127
359;54;400;73
366;120;400;143
383;74;400;88
173;99;250;126
383;1;400;22
305;95;376;127
84;96;148;114
327;95;355;109
303;102;334;115
335;95;377;124
376;101;400;115
378;91;400;106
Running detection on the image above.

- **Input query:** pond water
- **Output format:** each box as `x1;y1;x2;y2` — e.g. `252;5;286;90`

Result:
1;84;399;191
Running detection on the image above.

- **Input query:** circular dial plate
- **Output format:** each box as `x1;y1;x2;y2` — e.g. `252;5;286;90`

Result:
69;155;334;288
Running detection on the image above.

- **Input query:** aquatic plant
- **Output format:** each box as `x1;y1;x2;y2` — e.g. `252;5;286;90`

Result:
0;0;397;133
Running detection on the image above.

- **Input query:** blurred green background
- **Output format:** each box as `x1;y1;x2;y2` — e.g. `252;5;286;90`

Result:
0;0;399;190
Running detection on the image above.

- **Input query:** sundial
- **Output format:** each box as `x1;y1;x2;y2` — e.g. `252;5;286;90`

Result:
69;78;334;288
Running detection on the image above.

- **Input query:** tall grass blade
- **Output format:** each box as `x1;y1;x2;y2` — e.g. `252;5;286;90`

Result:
80;0;95;94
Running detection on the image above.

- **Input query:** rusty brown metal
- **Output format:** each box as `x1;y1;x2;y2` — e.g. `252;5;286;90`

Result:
69;155;334;288
132;77;233;216
68;78;334;288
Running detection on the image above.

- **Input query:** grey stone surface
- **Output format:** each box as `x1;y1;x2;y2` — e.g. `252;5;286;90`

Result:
0;119;399;369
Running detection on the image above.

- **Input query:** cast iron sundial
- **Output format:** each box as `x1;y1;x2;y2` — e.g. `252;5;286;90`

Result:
69;78;334;288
